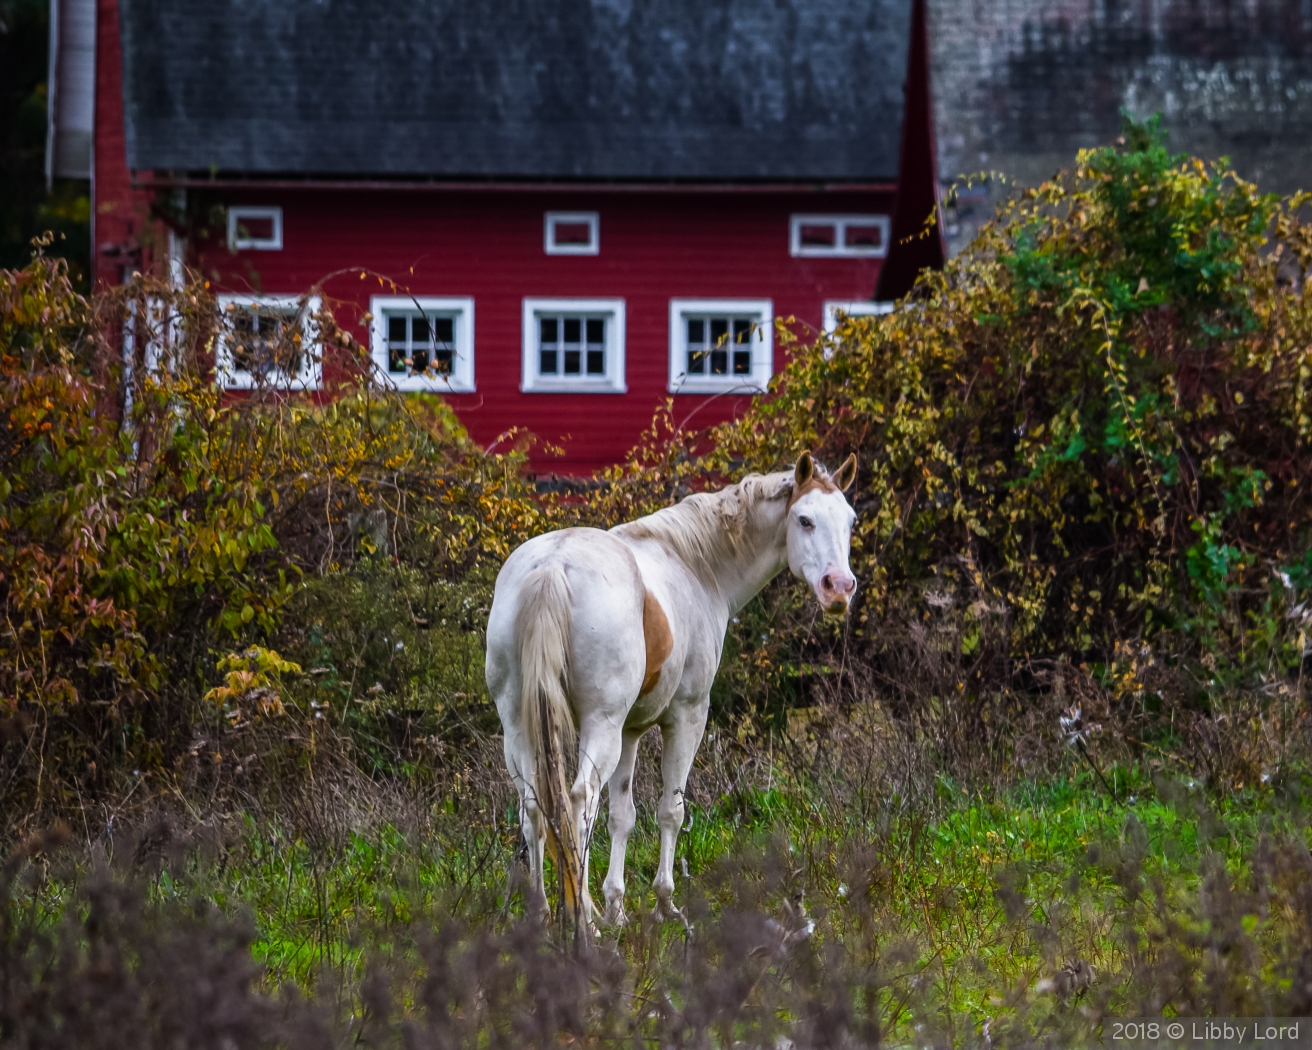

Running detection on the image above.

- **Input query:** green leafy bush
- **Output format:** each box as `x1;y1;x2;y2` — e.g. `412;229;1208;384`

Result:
711;118;1312;655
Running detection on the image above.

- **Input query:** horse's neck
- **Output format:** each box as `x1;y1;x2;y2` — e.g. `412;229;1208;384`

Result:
708;498;790;615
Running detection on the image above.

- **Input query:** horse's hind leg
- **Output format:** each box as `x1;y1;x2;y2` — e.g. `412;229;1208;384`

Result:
570;715;625;927
601;728;642;926
504;726;550;923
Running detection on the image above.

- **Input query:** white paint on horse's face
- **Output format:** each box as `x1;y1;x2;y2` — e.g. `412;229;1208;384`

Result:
787;487;858;614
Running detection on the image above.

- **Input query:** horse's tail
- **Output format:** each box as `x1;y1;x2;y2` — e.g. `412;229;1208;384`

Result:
515;566;584;920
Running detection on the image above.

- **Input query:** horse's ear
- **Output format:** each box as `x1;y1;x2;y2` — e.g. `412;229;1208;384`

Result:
794;451;814;488
834;452;858;492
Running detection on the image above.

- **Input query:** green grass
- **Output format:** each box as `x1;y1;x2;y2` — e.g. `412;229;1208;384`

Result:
131;762;1312;1037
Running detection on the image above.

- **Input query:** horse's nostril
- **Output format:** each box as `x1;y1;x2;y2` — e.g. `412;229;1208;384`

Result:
822;575;833;591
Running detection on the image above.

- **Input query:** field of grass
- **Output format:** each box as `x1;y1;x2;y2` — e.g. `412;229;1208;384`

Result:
21;754;1286;1047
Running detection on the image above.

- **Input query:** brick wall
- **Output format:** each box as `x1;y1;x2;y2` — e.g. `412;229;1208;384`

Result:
930;0;1312;253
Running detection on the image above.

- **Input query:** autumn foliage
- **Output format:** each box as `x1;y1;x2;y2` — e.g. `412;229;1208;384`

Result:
0;250;550;820
3;118;1312;820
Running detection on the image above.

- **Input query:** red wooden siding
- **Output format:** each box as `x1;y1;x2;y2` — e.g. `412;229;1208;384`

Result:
92;0;898;474
188;188;892;473
92;0;155;289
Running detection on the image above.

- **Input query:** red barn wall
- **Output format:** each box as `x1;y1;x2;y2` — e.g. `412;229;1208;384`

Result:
188;187;892;473
92;0;894;474
93;0;158;287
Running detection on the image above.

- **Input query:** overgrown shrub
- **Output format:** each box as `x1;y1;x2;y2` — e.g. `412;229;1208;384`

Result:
0;256;551;825
632;117;1312;786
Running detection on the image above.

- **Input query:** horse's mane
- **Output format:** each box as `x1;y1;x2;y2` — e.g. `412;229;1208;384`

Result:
613;470;798;587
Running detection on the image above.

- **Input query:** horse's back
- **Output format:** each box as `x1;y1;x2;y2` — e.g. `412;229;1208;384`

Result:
486;528;647;722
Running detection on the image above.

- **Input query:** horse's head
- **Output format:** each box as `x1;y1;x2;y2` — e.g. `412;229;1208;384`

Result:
786;451;858;615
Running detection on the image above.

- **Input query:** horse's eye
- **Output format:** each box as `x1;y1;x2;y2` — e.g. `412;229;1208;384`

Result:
798;516;814;529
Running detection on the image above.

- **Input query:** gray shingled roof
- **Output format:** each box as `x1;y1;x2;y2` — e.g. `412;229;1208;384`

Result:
118;0;912;181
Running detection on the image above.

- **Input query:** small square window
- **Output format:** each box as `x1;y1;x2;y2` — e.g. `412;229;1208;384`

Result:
544;212;600;256
522;298;625;393
227;206;283;251
215;293;320;389
789;214;889;258
668;299;772;394
370;296;475;393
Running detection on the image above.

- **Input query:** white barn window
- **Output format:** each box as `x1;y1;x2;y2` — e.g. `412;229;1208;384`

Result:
369;296;475;392
227;206;283;251
215;294;320;389
521;298;625;393
789;215;889;258
822;300;895;332
668;298;772;394
544;212;600;255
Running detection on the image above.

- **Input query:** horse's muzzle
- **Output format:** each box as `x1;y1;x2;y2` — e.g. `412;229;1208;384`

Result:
816;568;857;614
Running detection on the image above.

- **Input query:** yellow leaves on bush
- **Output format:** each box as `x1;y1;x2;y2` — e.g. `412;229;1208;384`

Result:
204;645;302;722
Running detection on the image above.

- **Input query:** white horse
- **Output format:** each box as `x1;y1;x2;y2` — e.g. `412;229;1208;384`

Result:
484;451;858;926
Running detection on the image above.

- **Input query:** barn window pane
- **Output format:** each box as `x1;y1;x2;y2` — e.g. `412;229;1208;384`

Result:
231;305;299;377
533;310;616;384
732;319;752;374
845;223;883;248
799;223;837;247
709;318;729;375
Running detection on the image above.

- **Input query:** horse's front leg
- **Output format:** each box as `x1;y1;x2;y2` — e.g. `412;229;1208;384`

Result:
600;729;643;925
653;697;709;921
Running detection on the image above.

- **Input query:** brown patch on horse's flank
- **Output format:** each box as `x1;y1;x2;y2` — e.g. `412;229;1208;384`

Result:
787;474;838;508
640;590;673;696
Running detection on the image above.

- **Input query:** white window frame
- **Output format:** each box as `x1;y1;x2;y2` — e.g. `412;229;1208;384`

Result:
369;295;475;393
544;212;600;256
214;293;321;390
823;300;895;332
789;214;890;258
227;206;283;251
667;298;773;395
521;297;626;394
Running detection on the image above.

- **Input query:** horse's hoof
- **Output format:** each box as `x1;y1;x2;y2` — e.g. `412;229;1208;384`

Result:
602;900;628;927
651;897;683;923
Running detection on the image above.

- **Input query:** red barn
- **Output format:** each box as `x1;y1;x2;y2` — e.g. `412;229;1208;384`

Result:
55;0;942;474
